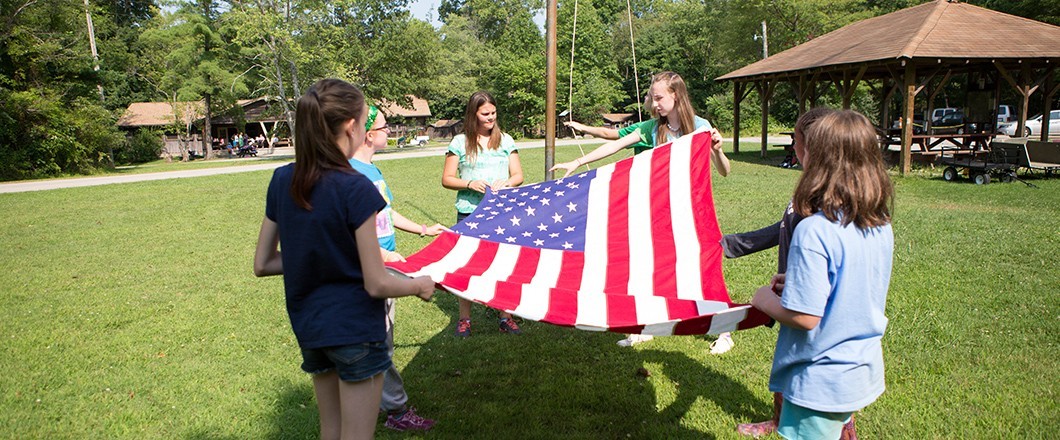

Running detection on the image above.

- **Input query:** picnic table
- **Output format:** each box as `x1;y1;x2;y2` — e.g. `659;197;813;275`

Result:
880;132;993;152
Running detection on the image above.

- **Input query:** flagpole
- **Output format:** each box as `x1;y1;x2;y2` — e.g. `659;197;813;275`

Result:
545;0;557;181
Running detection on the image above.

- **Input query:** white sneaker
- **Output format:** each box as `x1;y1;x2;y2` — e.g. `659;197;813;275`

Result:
709;332;734;354
617;334;654;347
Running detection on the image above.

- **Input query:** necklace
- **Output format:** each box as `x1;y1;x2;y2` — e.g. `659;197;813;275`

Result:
666;121;680;132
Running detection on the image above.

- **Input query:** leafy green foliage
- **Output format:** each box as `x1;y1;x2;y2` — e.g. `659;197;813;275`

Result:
113;128;164;165
0;90;123;180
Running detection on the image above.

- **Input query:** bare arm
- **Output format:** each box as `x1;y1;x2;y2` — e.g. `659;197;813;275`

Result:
504;151;524;187
565;121;621;140
550;131;641;177
751;284;821;331
442;153;490;193
710;128;730;177
253;217;283;277
355;217;435;300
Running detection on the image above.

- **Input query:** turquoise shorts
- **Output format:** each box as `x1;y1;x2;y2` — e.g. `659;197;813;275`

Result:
777;399;854;440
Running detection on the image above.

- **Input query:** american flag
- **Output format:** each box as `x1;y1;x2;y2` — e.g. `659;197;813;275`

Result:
388;129;771;335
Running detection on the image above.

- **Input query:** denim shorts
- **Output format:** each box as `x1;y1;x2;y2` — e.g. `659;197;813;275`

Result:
300;341;391;382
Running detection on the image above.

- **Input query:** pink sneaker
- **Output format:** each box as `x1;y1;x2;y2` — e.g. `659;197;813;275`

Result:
384;406;435;431
736;420;776;438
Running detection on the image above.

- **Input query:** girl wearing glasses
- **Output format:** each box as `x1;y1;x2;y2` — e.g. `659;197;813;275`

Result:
348;105;446;431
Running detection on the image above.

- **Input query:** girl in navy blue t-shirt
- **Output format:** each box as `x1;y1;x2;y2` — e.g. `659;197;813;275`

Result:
254;79;435;440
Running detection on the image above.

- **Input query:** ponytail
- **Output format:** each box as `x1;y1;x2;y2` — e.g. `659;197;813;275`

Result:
291;79;365;210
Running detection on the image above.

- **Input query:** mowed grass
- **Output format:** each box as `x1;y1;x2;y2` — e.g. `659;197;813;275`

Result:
0;145;1057;439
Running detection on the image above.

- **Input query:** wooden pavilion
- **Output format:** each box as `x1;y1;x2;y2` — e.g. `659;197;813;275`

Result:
716;0;1060;174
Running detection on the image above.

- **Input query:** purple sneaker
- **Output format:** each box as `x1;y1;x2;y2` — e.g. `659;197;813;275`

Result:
499;318;522;334
384;407;435;432
455;318;471;338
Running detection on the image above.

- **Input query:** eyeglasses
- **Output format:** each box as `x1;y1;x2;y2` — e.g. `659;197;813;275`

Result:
370;124;391;133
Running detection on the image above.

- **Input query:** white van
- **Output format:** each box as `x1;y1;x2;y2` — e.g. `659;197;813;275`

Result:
997;105;1015;124
930;107;957;122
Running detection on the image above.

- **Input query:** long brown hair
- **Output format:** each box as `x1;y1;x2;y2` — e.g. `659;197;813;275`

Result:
291;79;365;210
650;71;695;146
461;91;501;163
792;110;893;229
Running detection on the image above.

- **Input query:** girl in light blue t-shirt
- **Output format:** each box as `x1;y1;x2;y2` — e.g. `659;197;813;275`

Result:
751;110;894;440
442;91;525;338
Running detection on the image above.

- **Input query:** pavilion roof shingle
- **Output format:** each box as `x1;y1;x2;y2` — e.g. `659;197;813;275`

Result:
718;0;1060;81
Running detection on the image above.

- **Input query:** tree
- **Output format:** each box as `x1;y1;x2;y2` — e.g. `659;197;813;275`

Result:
557;0;625;123
0;0;125;178
140;0;248;159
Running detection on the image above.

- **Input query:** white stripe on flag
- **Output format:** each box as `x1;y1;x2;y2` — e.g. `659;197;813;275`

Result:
511;285;550;322
642;321;678;336
512;248;564;320
633;294;670;325
576;292;608;329
627;148;655;297
462;241;522;303
668;133;703;300
695;300;735;315
707;305;751;334
413;235;480;281
580;167;613;294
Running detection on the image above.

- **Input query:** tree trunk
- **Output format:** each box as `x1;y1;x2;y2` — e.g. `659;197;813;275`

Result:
203;93;213;159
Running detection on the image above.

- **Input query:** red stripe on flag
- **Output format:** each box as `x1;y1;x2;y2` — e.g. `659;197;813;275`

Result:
487;246;542;311
649;144;677;298
387;231;461;274
687;132;729;301
605;160;633;295
606;293;638;329
542;251;584;325
439;239;497;291
664;297;701;320
504;246;541;284
490;280;523;311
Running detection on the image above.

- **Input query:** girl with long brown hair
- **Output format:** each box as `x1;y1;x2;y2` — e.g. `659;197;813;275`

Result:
254;78;435;440
751;110;894;440
441;91;525;337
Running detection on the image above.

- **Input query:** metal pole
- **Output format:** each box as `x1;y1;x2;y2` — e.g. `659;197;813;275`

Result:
545;0;558;181
761;21;768;58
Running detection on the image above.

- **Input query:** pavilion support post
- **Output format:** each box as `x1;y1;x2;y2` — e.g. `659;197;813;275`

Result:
901;63;916;176
924;70;952;132
881;79;898;132
755;79;776;158
1041;67;1056;141
833;66;867;109
733;82;743;153
1018;67;1032;138
995;62;1050;138
795;74;808;115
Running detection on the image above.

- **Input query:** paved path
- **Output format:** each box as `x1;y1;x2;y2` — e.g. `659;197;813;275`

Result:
0;136;786;194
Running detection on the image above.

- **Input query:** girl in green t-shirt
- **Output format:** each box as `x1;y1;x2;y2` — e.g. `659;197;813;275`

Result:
551;71;733;350
442;91;525;338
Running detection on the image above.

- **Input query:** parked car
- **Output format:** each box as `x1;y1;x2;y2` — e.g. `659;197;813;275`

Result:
930;107;958;121
930;111;977;134
998;110;1060;137
997;105;1015;125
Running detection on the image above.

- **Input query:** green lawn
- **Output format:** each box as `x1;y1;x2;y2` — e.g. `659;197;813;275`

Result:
0;146;1057;438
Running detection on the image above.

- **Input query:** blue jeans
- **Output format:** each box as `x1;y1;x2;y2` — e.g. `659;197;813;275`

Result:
300;341;391;382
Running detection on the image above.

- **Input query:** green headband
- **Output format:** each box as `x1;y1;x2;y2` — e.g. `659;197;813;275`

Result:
364;105;379;131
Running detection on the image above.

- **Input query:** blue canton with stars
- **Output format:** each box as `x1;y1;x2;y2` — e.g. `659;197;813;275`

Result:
451;170;597;251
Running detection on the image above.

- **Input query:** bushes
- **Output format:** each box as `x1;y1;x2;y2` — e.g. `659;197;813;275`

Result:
114;129;163;165
0;89;124;181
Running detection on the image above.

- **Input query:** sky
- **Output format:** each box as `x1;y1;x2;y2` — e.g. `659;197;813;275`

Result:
407;0;546;30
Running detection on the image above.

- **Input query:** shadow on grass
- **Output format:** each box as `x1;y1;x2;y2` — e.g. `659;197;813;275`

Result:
381;293;767;439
